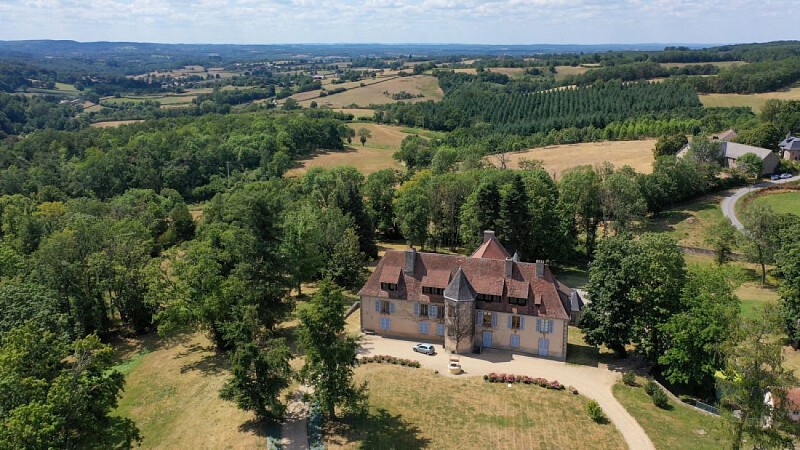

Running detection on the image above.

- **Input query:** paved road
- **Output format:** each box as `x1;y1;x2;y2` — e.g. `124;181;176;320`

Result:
361;334;655;450
721;176;800;230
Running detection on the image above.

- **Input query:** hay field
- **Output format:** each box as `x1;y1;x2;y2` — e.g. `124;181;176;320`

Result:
699;86;800;113
660;61;747;69
114;332;274;449
499;140;656;179
301;75;442;108
287;123;407;176
90;120;144;128
326;364;625;449
452;67;526;77
554;65;590;81
333;108;376;119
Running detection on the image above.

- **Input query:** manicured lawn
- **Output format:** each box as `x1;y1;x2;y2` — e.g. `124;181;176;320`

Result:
750;191;800;216
326;364;625;449
613;380;726;449
113;332;277;449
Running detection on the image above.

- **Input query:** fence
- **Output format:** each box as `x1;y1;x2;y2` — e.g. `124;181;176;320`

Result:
695;401;720;416
651;377;720;416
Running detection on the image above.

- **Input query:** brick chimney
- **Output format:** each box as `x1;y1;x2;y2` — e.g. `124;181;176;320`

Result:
483;230;496;243
404;246;417;275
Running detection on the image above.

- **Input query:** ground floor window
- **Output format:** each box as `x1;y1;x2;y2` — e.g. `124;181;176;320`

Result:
418;321;430;334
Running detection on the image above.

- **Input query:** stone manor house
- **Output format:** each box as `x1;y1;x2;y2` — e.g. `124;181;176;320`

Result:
358;231;584;360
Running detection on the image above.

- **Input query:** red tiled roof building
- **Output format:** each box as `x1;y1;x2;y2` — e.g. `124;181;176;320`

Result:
358;231;583;359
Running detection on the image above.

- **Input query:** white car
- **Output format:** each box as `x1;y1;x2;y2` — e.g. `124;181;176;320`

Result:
780;173;793;179
412;343;436;355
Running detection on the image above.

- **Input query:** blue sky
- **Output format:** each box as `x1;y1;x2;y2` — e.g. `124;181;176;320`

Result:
0;0;795;45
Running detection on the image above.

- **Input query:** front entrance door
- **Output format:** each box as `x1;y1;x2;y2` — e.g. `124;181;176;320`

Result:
538;338;549;356
482;331;492;348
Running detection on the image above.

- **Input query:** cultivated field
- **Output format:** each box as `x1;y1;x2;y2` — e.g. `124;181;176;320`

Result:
326;364;625;449
699;85;800;113
500;140;656;179
286;123;407;176
113;332;275;449
300;75;442;108
613;378;725;449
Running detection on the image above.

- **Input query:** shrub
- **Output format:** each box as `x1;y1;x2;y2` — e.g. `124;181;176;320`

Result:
586;400;606;423
569;386;579;395
622;371;637;386
643;379;658;396
652;387;670;409
483;374;489;381
679;395;696;405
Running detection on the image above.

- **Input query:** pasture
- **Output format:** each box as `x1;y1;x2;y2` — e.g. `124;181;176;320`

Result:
499;140;656;179
286;123;407;176
326;364;625;449
300;75;442;108
699;85;800;113
451;67;527;78
660;61;747;69
332;108;376;119
553;65;590;81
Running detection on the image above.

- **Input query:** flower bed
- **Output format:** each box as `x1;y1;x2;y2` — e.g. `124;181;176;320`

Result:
483;372;565;390
358;355;421;368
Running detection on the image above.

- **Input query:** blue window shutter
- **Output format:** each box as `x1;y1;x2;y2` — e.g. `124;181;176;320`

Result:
437;323;445;336
375;300;381;312
413;303;420;317
508;315;513;329
389;302;396;314
418;321;424;334
476;310;482;326
491;312;497;328
547;320;552;333
429;305;437;318
520;317;526;330
386;318;391;330
424;322;430;334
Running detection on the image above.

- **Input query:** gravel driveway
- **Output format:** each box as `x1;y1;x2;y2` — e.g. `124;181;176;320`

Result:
360;334;654;450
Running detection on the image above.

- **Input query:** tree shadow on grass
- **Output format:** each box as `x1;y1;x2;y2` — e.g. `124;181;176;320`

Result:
238;417;281;439
327;408;431;449
177;345;229;375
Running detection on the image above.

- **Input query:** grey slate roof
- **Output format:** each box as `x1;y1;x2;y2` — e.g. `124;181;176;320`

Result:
443;267;477;302
780;136;800;151
721;141;774;160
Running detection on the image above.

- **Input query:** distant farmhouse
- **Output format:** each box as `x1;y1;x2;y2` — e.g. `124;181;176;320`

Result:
358;231;583;360
677;129;780;176
780;135;800;162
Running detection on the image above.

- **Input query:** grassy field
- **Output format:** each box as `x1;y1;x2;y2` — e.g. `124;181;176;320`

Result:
326;364;625;449
286;123;407;176
113;332;276;449
613;380;726;449
500;140;656;179
749;191;800;216
300;75;442;108
101;94;197;106
699;85;800;113
645;193;727;248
